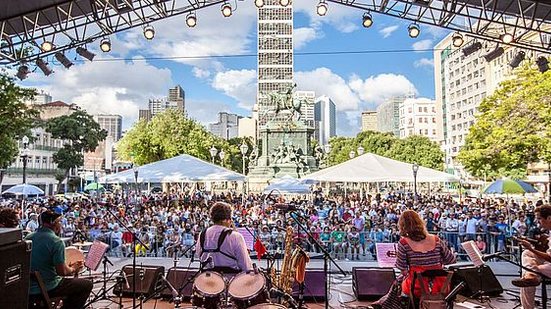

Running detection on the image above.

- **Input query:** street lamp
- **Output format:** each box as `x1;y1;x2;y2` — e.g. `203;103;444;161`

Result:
133;164;139;205
209;146;218;164
240;143;249;175
349;150;356;159
21;136;30;184
412;162;419;202
357;145;365;156
324;144;332;154
219;149;225;167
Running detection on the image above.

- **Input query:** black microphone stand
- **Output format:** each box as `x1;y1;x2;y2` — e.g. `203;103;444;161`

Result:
241;224;279;291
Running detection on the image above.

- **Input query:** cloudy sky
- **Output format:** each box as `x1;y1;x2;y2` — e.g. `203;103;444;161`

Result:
19;1;450;136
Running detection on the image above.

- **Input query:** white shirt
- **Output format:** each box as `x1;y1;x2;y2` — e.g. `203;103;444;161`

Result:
196;225;253;272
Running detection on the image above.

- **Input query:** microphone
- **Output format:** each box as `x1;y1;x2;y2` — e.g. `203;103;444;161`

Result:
482;251;505;261
191;249;195;263
445;281;466;302
201;255;213;269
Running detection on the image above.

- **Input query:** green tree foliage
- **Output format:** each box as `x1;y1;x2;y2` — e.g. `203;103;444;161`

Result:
458;64;551;179
46;110;107;190
0;71;38;185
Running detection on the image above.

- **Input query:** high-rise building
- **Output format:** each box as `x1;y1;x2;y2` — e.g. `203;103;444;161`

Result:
314;96;336;146
295;91;316;128
139;85;186;121
256;0;293;126
209;112;242;140
398;98;438;141
361;111;377;132
377;95;412;137
26;90;52;105
94;114;122;142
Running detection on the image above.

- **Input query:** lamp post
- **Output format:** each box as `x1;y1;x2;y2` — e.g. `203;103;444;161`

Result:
240;143;248;175
21;136;30;184
209;146;217;164
219;149;225;167
349;150;355;159
357;145;365;156
133;164;139;205
412;162;419;202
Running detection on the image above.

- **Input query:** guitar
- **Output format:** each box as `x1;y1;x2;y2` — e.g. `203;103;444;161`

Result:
514;234;549;252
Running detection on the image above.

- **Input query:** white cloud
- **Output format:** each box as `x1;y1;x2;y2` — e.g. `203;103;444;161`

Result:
211;69;257;109
293;2;359;34
295;68;360;111
414;58;434;68
193;67;211;79
379;25;399;38
294;27;322;50
349;73;417;105
412;39;433;52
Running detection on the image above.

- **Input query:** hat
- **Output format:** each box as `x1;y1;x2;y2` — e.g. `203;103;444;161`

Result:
40;210;61;225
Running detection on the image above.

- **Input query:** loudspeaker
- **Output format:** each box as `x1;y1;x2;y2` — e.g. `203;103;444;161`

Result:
292;269;326;301
161;267;196;299
450;265;503;297
352;267;396;301
114;265;165;297
0;240;31;309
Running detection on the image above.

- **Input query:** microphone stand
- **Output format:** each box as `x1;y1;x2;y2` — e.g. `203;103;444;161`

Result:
241;224;278;291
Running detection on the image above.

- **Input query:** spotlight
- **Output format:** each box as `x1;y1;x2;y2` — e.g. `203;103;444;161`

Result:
55;52;73;69
36;59;53;76
186;12;197;27
16;65;30;80
221;3;232;17
279;0;290;6
362;12;373;28
536;56;549;73
316;1;328;16
462;41;482;57
452;32;464;47
100;38;111;52
41;41;54;52
509;51;525;68
143;25;155;40
483;46;504;62
408;23;420;38
255;0;264;8
76;47;95;61
500;33;514;44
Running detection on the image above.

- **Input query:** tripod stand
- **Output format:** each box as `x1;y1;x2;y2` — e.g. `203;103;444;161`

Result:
84;255;123;308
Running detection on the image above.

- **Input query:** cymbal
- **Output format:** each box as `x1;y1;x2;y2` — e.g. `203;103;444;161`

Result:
72;241;93;247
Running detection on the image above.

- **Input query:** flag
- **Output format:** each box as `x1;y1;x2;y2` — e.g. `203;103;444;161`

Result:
254;238;267;260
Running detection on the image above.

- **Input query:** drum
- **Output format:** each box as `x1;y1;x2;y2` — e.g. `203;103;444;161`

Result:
228;272;269;309
192;271;226;309
65;246;85;277
248;304;286;309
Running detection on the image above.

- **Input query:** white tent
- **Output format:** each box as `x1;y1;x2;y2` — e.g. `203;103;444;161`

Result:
304;153;459;183
263;175;312;194
100;154;246;183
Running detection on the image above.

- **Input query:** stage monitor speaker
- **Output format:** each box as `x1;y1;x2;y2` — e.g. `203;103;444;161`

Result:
113;265;165;297
292;269;326;301
161;267;196;299
450;265;503;297
0;240;31;309
352;267;396;301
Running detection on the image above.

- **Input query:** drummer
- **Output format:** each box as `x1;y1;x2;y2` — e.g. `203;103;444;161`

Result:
197;202;253;273
26;210;93;309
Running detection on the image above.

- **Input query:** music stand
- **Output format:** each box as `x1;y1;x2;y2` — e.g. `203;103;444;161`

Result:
84;241;123;308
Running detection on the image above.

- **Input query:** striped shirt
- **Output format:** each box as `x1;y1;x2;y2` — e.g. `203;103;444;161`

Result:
395;235;456;272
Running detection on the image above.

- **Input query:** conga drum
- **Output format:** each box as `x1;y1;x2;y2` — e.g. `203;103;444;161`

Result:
192;271;226;309
228;272;269;309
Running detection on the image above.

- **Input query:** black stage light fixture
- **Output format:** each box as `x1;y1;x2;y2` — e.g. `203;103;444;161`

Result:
36;59;53;76
41;41;54;52
452;32;464;47
509;51;525;68
500;33;514;44
280;0;290;7
483;46;504;62
55;52;73;68
76;47;96;61
16;65;30;80
536;56;549;73
462;42;482;57
362;12;373;28
143;25;155;40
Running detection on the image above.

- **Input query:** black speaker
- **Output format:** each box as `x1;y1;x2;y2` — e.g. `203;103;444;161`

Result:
292;269;326;301
161;267;196;299
0;240;31;309
114;265;165;297
450;265;503;297
352;267;396;301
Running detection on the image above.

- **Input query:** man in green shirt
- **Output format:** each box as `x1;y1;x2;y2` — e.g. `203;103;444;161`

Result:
26;210;92;308
330;225;346;260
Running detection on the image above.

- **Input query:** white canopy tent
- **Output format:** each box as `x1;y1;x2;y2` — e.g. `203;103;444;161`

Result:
100;154;246;183
263;175;312;194
304;153;459;183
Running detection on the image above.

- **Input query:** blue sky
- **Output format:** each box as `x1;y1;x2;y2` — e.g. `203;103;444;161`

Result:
19;1;451;136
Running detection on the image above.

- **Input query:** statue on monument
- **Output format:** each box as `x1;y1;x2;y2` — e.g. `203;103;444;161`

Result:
267;84;303;117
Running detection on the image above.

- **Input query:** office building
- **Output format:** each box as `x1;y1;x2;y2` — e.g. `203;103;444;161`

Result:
139;85;186;121
94;114;122;142
361;111;377;132
209;112;242;140
399;98;438;141
296;90;316;128
377;95;413;137
314;96;336;146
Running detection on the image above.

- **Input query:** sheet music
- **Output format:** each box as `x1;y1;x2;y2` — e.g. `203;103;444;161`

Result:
236;228;254;251
85;240;110;271
461;240;484;267
376;243;397;268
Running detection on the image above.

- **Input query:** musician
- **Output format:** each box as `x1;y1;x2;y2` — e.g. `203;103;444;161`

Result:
26;210;93;309
512;204;551;309
197;202;253;273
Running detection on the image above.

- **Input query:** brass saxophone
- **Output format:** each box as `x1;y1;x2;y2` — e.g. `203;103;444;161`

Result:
271;226;310;294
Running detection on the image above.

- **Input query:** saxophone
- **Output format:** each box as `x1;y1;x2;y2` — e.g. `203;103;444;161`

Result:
271;226;310;295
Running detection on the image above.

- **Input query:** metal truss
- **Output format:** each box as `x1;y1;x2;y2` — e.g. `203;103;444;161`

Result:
328;0;551;53
0;0;226;65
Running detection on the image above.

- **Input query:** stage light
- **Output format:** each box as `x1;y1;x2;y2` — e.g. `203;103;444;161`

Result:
143;25;155;40
408;23;420;38
16;65;30;80
500;33;514;44
317;1;328;16
36;59;52;76
509;51;525;68
362;12;373;28
100;38;111;52
452;32;464;47
41;41;54;52
462;41;482;57
76;47;95;61
55;52;73;68
280;0;290;6
255;0;264;8
483;46;504;62
221;3;232;17
186;12;197;27
536;56;549;73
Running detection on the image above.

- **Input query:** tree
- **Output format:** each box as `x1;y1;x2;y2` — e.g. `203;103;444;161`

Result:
458;64;551;179
387;135;444;170
0;70;38;186
46;110;107;191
